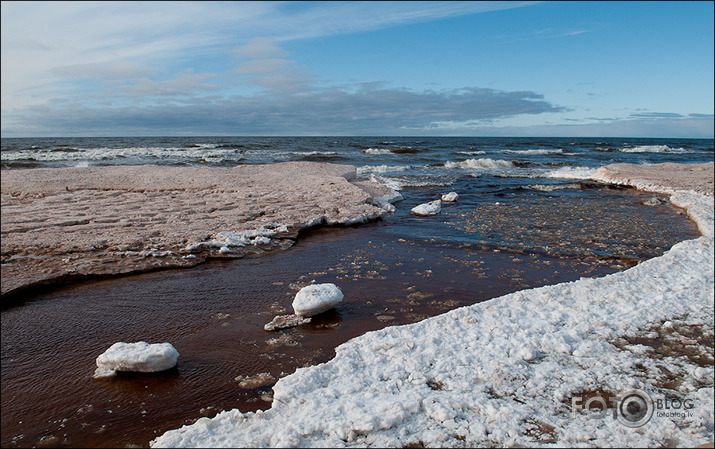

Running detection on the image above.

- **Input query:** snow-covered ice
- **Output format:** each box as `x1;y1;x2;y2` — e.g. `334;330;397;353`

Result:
411;200;441;216
441;192;459;202
151;173;714;448
292;283;344;317
264;314;312;331
94;342;179;379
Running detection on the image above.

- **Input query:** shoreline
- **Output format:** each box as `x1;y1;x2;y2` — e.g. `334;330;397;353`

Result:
150;162;714;448
0;162;400;303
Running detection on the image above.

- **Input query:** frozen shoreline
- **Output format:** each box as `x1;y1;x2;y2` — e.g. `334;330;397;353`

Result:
0;162;399;300
151;162;714;448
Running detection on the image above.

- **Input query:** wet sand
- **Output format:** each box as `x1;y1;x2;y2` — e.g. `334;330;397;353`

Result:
592;161;714;196
1;162;397;301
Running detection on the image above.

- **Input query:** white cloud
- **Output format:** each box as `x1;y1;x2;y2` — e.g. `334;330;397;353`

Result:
1;1;537;111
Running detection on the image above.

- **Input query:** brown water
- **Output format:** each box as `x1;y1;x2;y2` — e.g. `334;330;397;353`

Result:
1;187;700;448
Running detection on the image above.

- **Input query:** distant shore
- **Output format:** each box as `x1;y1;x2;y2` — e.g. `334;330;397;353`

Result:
0;161;398;301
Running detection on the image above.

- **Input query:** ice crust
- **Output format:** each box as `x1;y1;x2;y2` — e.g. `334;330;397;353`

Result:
94;342;179;379
151;170;714;448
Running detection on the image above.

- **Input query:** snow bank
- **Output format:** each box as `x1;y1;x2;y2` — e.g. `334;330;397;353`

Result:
151;172;714;448
94;342;179;379
292;283;344;317
411;200;441;216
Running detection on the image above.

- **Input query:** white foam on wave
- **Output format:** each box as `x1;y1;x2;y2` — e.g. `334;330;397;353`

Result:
0;146;245;163
444;158;514;170
356;164;412;176
456;150;487;156
620;145;692;153
540;166;598;180
362;148;393;155
503;148;565;155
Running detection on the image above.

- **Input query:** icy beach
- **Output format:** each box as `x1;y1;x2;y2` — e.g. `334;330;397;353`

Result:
151;162;714;448
0;162;398;300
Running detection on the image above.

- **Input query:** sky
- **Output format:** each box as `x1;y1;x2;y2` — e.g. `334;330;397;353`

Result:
1;1;713;138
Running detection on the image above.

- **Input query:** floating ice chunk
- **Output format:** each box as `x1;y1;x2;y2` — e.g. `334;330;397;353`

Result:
441;192;458;202
94;342;179;378
292;283;343;317
264;314;312;331
411;200;441;216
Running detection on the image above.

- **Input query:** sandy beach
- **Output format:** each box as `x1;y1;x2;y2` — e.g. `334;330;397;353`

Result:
1;162;398;301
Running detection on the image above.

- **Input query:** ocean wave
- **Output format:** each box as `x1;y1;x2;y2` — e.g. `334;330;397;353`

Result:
502;148;565;155
444;158;515;170
362;148;392;155
0;146;246;163
356;164;412;176
620;145;692;153
539;166;598;180
456;150;487;156
367;173;452;190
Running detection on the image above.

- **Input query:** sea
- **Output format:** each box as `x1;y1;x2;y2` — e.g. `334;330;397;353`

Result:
1;136;713;448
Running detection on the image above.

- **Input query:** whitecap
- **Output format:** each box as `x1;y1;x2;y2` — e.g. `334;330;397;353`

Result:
444;158;514;170
362;148;393;155
356;164;412;176
502;148;564;155
540;166;598;180
620;145;691;153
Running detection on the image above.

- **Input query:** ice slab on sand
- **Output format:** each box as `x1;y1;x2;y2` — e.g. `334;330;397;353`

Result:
152;174;714;448
292;283;344;317
94;342;179;379
411;200;441;216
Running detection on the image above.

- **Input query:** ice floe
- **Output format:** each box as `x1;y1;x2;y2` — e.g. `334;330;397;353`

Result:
94;342;179;379
264;314;312;331
292;283;344;317
441;192;458;202
411;200;441;216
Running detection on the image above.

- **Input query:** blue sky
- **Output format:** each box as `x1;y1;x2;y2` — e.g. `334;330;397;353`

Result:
1;1;713;137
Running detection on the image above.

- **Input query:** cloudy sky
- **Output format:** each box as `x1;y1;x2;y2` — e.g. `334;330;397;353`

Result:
1;1;713;137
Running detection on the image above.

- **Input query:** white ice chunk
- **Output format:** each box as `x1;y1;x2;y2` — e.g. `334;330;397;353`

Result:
292;283;343;317
264;314;312;331
94;342;179;378
411;200;441;216
441;192;459;202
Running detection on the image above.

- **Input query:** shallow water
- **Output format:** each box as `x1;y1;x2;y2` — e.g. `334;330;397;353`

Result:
0;184;700;448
